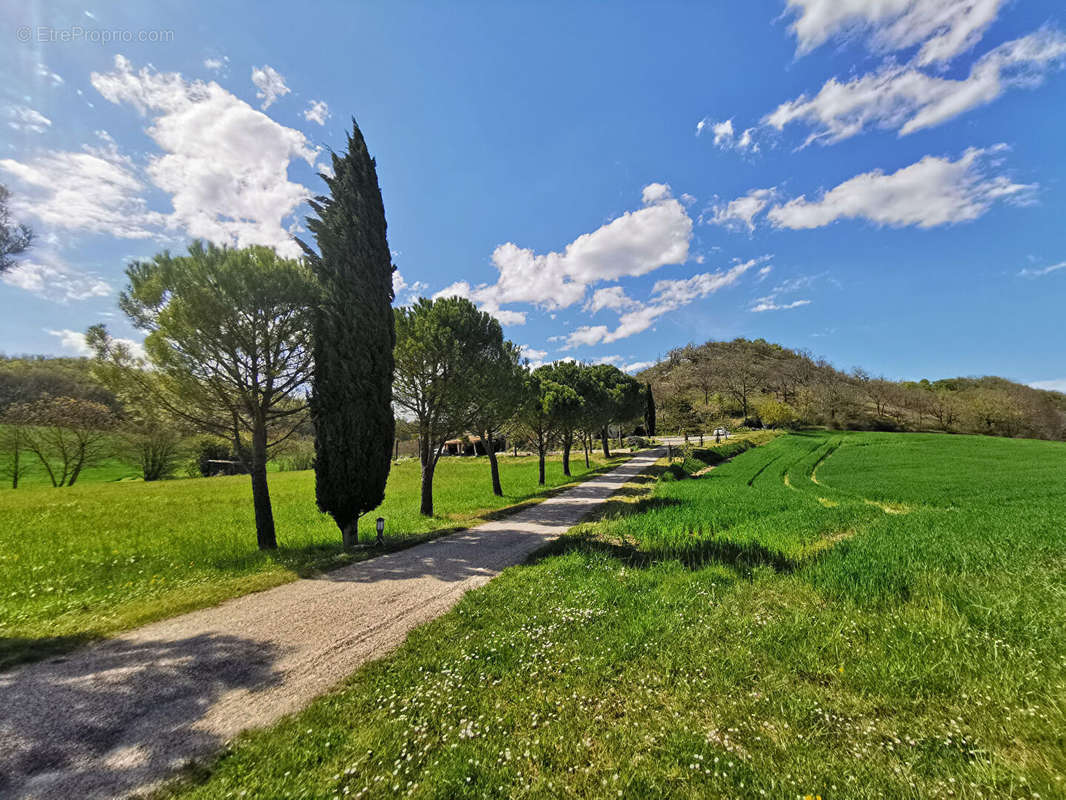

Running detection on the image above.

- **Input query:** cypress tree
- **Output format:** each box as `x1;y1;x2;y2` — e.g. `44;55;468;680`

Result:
645;382;656;436
298;120;395;547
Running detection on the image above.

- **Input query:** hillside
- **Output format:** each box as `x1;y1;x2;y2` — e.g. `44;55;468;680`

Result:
638;338;1066;441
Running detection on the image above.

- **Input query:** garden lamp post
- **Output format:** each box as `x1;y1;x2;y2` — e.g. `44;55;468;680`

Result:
376;516;385;545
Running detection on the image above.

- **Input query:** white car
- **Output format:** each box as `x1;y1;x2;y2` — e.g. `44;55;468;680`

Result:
712;428;729;438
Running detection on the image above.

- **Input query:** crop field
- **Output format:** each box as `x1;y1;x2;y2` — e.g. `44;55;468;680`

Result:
0;452;625;669
166;431;1066;799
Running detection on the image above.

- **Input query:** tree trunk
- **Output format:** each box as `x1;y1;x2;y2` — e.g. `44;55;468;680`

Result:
250;418;277;550
419;433;436;516
583;433;590;469
562;433;572;477
486;431;503;496
11;429;20;489
342;516;358;549
600;428;611;459
537;437;546;486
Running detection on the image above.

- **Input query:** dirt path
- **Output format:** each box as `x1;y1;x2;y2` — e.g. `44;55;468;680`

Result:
0;449;664;800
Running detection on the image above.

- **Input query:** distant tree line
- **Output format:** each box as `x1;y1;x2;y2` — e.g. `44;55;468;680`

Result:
641;338;1066;442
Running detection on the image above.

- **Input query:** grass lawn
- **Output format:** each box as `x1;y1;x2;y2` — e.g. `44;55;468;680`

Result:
0;451;627;669
165;431;1066;799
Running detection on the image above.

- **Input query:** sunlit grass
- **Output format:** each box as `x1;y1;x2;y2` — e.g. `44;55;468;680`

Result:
165;431;1066;799
0;452;625;668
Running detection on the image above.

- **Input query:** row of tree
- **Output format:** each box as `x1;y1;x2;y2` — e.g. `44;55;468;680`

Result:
392;300;647;516
642;338;1066;441
3;121;647;554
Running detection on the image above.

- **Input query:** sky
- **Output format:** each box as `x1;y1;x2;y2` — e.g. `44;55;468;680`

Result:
1;0;1064;391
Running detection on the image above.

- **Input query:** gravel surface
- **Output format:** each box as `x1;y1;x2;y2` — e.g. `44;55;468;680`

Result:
0;449;663;800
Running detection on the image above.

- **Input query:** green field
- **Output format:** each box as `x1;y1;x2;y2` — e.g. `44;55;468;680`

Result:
166;431;1066;799
0;452;625;668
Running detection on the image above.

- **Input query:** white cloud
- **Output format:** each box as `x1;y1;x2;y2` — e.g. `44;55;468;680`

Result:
584;285;638;314
7;105;52;134
593;354;623;365
433;280;528;326
624;361;654;374
203;56;228;73
304;100;330;125
1030;378;1066;393
766;146;1033;230
562;325;611;349
757;265;773;280
441;183;692;323
520;345;548;363
562;257;764;348
709;187;777;232
47;328;146;360
251;65;290;110
0;135;164;239
749;272;819;312
1018;261;1066;278
36;63;64;86
751;298;812;312
696;117;758;152
766;29;1066;145
91;55;316;257
3;253;111;302
785;0;1005;66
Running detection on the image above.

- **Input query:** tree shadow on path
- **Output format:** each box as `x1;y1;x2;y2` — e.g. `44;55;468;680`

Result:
0;632;284;800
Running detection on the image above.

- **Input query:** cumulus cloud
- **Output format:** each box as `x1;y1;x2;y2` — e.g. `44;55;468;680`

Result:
520;345;548;363
90;55;316;257
709;187;777;232
2;253;111;302
696;117;758;152
1018;261;1066;278
584;285;638;314
624;361;654;374
6;105;52;134
562;257;764;349
433;280;528;326
47;328;146;359
251;65;290;110
304;100;330;125
439;183;692;324
766;28;1066;145
0;133;165;238
765;146;1033;230
784;0;1005;66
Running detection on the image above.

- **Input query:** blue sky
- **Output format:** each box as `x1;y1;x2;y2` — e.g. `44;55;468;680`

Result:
2;0;1064;390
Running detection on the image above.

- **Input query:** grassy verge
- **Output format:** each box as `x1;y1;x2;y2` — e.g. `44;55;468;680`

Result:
164;431;1066;799
0;452;627;669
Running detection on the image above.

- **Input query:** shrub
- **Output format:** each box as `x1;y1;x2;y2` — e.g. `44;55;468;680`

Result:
758;399;796;429
659;463;687;482
273;438;315;472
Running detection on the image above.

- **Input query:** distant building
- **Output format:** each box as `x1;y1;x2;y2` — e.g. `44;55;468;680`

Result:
444;434;507;456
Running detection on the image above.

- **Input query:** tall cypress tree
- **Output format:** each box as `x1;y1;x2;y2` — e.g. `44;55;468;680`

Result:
298;120;395;547
645;382;656;436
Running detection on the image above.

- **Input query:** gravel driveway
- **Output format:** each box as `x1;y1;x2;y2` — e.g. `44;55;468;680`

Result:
0;449;663;800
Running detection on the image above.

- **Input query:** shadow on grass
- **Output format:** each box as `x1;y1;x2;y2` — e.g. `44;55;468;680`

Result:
0;633;98;672
0;632;284;799
207;458;635;577
541;533;799;575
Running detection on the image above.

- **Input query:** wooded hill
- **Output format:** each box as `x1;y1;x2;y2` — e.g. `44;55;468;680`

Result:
638;338;1066;441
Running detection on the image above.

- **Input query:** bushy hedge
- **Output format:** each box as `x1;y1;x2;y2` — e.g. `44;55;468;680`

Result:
680;439;756;475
